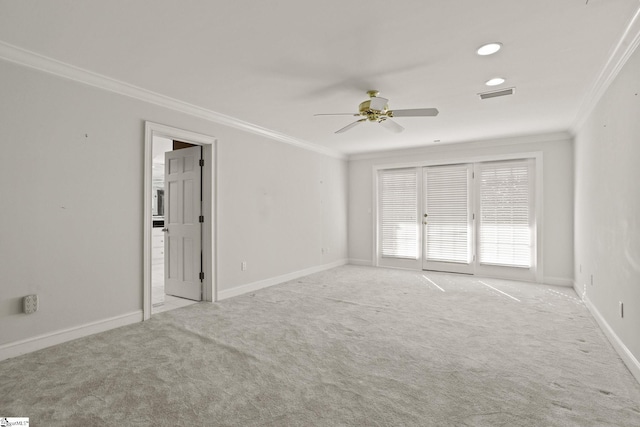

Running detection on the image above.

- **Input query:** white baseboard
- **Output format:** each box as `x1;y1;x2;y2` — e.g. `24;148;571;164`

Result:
217;259;348;301
573;280;586;299
582;295;640;385
348;258;373;266
0;310;143;362
543;276;574;287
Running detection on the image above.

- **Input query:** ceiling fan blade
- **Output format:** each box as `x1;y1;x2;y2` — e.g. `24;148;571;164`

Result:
369;96;389;111
335;118;366;134
379;119;404;133
314;113;360;116
390;108;439;117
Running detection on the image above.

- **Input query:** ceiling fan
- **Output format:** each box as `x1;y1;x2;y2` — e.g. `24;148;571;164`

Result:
314;90;439;134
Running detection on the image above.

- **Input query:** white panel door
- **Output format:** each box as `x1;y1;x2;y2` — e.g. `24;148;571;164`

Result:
422;164;474;274
164;146;202;301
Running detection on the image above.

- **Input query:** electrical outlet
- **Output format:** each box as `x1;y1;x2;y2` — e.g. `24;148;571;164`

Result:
23;294;38;314
241;261;247;271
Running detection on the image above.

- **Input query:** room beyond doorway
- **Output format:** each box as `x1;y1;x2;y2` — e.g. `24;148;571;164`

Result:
143;121;217;320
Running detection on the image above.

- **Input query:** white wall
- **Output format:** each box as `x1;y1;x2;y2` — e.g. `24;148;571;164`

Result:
217;128;348;291
574;42;640;374
0;60;348;348
348;133;574;284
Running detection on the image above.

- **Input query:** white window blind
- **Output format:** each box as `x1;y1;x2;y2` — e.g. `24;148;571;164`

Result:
379;169;419;259
424;165;472;264
479;160;533;268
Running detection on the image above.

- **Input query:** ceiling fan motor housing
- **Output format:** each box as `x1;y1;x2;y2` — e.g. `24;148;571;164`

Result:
359;98;389;122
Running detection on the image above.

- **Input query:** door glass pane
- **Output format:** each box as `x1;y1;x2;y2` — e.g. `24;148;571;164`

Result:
424;165;471;264
380;169;418;259
479;161;532;268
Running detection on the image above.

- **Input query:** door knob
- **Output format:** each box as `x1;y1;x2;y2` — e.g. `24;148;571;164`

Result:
424;213;428;217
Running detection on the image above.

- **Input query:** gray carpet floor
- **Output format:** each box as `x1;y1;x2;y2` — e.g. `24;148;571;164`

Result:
2;265;639;426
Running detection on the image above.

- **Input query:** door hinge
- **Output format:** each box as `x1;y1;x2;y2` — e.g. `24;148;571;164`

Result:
199;271;204;281
199;215;204;223
472;213;475;220
199;158;204;167
472;171;475;179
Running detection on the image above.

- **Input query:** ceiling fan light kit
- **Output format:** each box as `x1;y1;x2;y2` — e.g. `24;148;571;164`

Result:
315;90;439;134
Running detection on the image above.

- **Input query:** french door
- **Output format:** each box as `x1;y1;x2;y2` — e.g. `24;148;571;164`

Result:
378;168;420;270
377;159;536;280
423;164;474;274
475;159;535;279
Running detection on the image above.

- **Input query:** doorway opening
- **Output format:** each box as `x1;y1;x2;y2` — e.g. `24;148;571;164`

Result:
143;122;216;320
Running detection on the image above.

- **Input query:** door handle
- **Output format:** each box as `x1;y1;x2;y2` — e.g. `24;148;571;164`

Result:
162;228;168;232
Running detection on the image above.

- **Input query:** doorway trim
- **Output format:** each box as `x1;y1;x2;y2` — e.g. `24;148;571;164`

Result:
143;121;217;320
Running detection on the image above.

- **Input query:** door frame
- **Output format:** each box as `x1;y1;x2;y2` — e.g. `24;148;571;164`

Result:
372;151;543;282
143;121;217;320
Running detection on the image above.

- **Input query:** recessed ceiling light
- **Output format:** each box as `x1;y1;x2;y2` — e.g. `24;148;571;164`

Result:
477;42;502;56
485;77;506;86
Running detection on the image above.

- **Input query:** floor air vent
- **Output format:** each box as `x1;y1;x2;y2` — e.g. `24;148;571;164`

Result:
479;87;515;99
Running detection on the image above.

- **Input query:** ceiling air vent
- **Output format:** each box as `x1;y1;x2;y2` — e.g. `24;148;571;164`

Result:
479;87;515;100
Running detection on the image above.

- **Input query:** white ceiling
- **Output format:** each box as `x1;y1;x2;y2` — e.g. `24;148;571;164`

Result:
1;0;638;155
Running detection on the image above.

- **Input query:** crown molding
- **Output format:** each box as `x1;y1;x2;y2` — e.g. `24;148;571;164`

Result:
348;131;572;161
0;41;346;160
572;4;640;133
